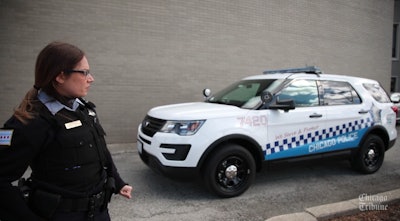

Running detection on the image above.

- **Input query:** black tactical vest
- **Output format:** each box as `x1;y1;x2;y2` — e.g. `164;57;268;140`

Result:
30;101;108;197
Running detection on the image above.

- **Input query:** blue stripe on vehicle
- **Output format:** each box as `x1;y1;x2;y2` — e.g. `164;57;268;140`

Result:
264;118;373;161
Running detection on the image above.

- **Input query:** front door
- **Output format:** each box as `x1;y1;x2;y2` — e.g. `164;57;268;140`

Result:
266;79;327;160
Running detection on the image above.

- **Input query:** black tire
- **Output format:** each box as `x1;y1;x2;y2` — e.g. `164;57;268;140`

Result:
202;144;256;198
351;135;385;174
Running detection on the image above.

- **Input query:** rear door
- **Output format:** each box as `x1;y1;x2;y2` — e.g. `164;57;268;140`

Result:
319;80;369;152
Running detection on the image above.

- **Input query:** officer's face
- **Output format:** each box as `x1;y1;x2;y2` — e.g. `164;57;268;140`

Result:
55;56;94;98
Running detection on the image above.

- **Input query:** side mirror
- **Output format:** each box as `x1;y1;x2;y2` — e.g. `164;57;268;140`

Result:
269;99;295;112
391;94;400;103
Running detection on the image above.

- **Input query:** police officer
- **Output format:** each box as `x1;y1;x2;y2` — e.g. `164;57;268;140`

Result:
0;42;132;221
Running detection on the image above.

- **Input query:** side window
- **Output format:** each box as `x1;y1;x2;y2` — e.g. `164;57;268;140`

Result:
363;83;391;103
277;80;319;107
321;81;361;105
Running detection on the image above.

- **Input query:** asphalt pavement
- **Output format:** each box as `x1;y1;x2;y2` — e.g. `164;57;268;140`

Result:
107;141;400;221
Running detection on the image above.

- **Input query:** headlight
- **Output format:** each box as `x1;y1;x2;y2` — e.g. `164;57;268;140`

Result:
160;120;205;136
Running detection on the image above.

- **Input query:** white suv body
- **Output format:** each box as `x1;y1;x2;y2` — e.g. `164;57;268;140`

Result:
137;67;397;197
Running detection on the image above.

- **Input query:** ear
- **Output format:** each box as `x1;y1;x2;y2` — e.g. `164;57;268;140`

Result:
55;72;68;84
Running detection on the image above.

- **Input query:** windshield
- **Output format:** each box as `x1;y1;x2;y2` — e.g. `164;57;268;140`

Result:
206;79;283;109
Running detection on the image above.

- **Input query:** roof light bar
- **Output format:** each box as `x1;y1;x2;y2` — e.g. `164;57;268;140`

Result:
263;66;322;75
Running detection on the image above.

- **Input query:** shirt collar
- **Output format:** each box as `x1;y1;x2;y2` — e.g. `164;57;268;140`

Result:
38;90;82;115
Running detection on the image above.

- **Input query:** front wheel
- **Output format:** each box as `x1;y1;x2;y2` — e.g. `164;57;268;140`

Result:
351;135;385;174
202;144;256;198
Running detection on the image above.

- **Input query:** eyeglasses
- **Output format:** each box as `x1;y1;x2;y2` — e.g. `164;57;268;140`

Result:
65;69;93;77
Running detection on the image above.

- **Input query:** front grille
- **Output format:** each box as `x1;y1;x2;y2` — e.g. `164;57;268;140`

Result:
141;115;166;137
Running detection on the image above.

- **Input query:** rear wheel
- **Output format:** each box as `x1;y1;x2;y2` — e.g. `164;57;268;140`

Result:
202;144;256;198
351;135;385;174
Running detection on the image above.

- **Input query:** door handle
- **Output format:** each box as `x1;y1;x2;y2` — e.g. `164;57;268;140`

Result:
358;110;369;114
309;113;323;118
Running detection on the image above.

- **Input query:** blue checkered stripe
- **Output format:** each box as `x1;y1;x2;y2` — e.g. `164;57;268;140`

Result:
266;118;373;156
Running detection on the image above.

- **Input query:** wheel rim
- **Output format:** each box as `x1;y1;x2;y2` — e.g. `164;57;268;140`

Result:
363;143;380;168
216;156;251;191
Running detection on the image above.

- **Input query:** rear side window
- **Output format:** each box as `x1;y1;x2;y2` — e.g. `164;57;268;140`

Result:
363;83;391;103
321;81;361;105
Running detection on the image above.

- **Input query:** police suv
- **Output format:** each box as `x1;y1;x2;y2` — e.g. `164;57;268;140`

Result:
137;67;397;198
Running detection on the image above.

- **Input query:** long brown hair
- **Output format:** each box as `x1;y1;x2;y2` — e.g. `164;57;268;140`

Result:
14;42;85;124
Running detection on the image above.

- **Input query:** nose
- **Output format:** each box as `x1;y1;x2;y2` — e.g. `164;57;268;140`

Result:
87;73;95;82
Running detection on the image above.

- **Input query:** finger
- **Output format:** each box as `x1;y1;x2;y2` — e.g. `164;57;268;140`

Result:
120;189;132;199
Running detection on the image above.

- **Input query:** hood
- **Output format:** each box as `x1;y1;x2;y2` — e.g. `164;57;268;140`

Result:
148;102;248;120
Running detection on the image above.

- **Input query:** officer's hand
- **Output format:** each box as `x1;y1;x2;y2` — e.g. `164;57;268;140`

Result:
119;185;133;199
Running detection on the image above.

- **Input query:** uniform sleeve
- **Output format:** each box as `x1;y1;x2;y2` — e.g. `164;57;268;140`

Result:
87;102;128;193
0;117;50;220
104;147;128;194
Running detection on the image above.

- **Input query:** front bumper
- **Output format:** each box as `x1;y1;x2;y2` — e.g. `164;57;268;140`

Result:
137;124;206;179
137;144;199;179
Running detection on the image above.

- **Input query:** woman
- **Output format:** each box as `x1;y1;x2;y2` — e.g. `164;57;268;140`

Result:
0;42;132;221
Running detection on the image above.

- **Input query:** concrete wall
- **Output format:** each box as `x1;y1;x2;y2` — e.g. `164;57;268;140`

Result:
393;0;400;91
0;0;394;144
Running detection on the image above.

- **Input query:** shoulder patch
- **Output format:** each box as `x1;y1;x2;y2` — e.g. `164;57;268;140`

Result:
0;129;14;146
